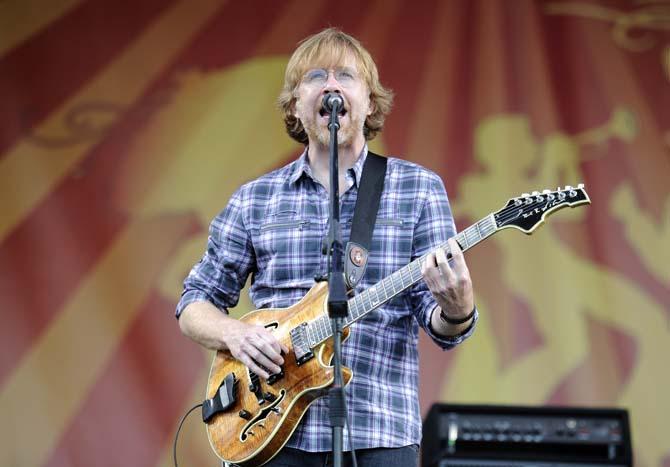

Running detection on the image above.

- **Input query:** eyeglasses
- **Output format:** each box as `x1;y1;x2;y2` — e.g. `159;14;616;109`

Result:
301;67;359;87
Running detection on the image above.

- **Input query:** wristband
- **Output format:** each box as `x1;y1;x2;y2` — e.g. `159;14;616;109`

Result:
439;306;476;325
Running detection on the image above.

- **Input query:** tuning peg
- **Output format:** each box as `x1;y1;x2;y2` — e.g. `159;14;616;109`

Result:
522;193;530;197
531;191;540;196
565;185;573;190
542;189;551;194
577;183;584;189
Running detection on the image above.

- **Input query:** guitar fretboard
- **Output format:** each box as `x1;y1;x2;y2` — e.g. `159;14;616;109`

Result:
305;214;497;346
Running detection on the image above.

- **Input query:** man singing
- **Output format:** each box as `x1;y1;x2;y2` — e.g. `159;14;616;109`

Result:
176;28;477;467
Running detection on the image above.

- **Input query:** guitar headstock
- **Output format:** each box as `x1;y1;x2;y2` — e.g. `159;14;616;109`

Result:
494;184;591;234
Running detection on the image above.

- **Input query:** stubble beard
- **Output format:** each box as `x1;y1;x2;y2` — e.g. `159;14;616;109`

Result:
304;112;366;149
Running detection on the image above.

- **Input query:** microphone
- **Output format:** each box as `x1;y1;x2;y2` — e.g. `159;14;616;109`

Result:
322;92;344;113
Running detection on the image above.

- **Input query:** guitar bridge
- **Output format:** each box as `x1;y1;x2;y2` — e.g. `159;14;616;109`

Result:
290;322;314;366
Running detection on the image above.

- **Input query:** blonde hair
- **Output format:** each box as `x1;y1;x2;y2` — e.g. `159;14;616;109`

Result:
278;28;394;144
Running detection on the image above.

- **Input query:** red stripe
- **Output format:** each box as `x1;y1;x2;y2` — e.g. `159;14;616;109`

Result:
43;288;204;467
501;1;532;116
163;0;372;71
0;0;175;158
434;0;479;194
167;0;294;70
379;0;439;160
0;127;129;386
392;0;477;193
306;0;376;39
628;44;670;133
541;10;618;135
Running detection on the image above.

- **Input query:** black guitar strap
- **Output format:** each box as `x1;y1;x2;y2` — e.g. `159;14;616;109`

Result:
345;151;387;289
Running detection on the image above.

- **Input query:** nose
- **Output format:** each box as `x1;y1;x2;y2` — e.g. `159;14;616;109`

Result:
323;70;343;93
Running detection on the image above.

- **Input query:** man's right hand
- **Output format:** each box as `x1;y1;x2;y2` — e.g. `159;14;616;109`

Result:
222;321;289;380
178;301;289;380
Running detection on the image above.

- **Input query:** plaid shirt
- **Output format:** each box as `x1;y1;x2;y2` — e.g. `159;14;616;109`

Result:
177;147;477;452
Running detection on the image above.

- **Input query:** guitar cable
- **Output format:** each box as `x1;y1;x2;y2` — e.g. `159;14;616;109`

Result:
171;378;357;467
171;397;357;467
173;402;203;467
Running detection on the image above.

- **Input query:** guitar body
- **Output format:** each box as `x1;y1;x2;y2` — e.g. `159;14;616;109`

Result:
206;281;352;467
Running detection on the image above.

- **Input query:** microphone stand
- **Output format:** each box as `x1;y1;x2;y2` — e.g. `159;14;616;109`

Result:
324;94;348;467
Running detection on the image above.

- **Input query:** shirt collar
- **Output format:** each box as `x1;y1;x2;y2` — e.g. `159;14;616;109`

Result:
288;144;369;187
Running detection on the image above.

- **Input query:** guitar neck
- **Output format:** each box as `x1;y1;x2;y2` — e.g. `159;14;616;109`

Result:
306;214;498;345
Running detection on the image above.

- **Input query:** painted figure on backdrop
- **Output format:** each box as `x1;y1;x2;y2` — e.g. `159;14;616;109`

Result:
451;112;669;466
176;28;477;467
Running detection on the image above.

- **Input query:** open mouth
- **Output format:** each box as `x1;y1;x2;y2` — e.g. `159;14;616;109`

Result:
319;107;347;118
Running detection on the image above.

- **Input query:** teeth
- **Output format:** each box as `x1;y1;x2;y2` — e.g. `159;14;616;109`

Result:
319;108;347;117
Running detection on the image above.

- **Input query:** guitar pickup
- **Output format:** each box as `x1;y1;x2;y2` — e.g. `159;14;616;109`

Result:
290;322;314;366
202;373;237;423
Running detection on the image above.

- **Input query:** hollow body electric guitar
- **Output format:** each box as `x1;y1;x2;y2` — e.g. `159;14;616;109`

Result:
203;185;591;466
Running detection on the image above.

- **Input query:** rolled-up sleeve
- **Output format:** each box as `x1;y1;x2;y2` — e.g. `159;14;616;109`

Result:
408;173;477;350
175;186;255;318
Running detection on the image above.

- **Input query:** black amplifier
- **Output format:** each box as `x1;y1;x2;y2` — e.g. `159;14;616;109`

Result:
422;404;632;467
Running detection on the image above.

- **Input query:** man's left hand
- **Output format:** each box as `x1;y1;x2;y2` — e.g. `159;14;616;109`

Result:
421;237;474;319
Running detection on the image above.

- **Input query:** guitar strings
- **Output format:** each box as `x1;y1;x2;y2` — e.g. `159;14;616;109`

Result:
345;192;574;314
416;195;568;271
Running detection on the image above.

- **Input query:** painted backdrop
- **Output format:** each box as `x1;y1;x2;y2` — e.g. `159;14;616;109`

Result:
1;0;669;466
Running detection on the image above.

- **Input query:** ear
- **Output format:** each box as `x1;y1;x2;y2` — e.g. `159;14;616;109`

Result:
367;94;374;117
290;95;300;119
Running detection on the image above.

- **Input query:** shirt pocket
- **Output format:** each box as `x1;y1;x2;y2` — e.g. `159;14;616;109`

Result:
367;217;414;280
255;217;321;282
259;219;311;232
375;217;409;228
